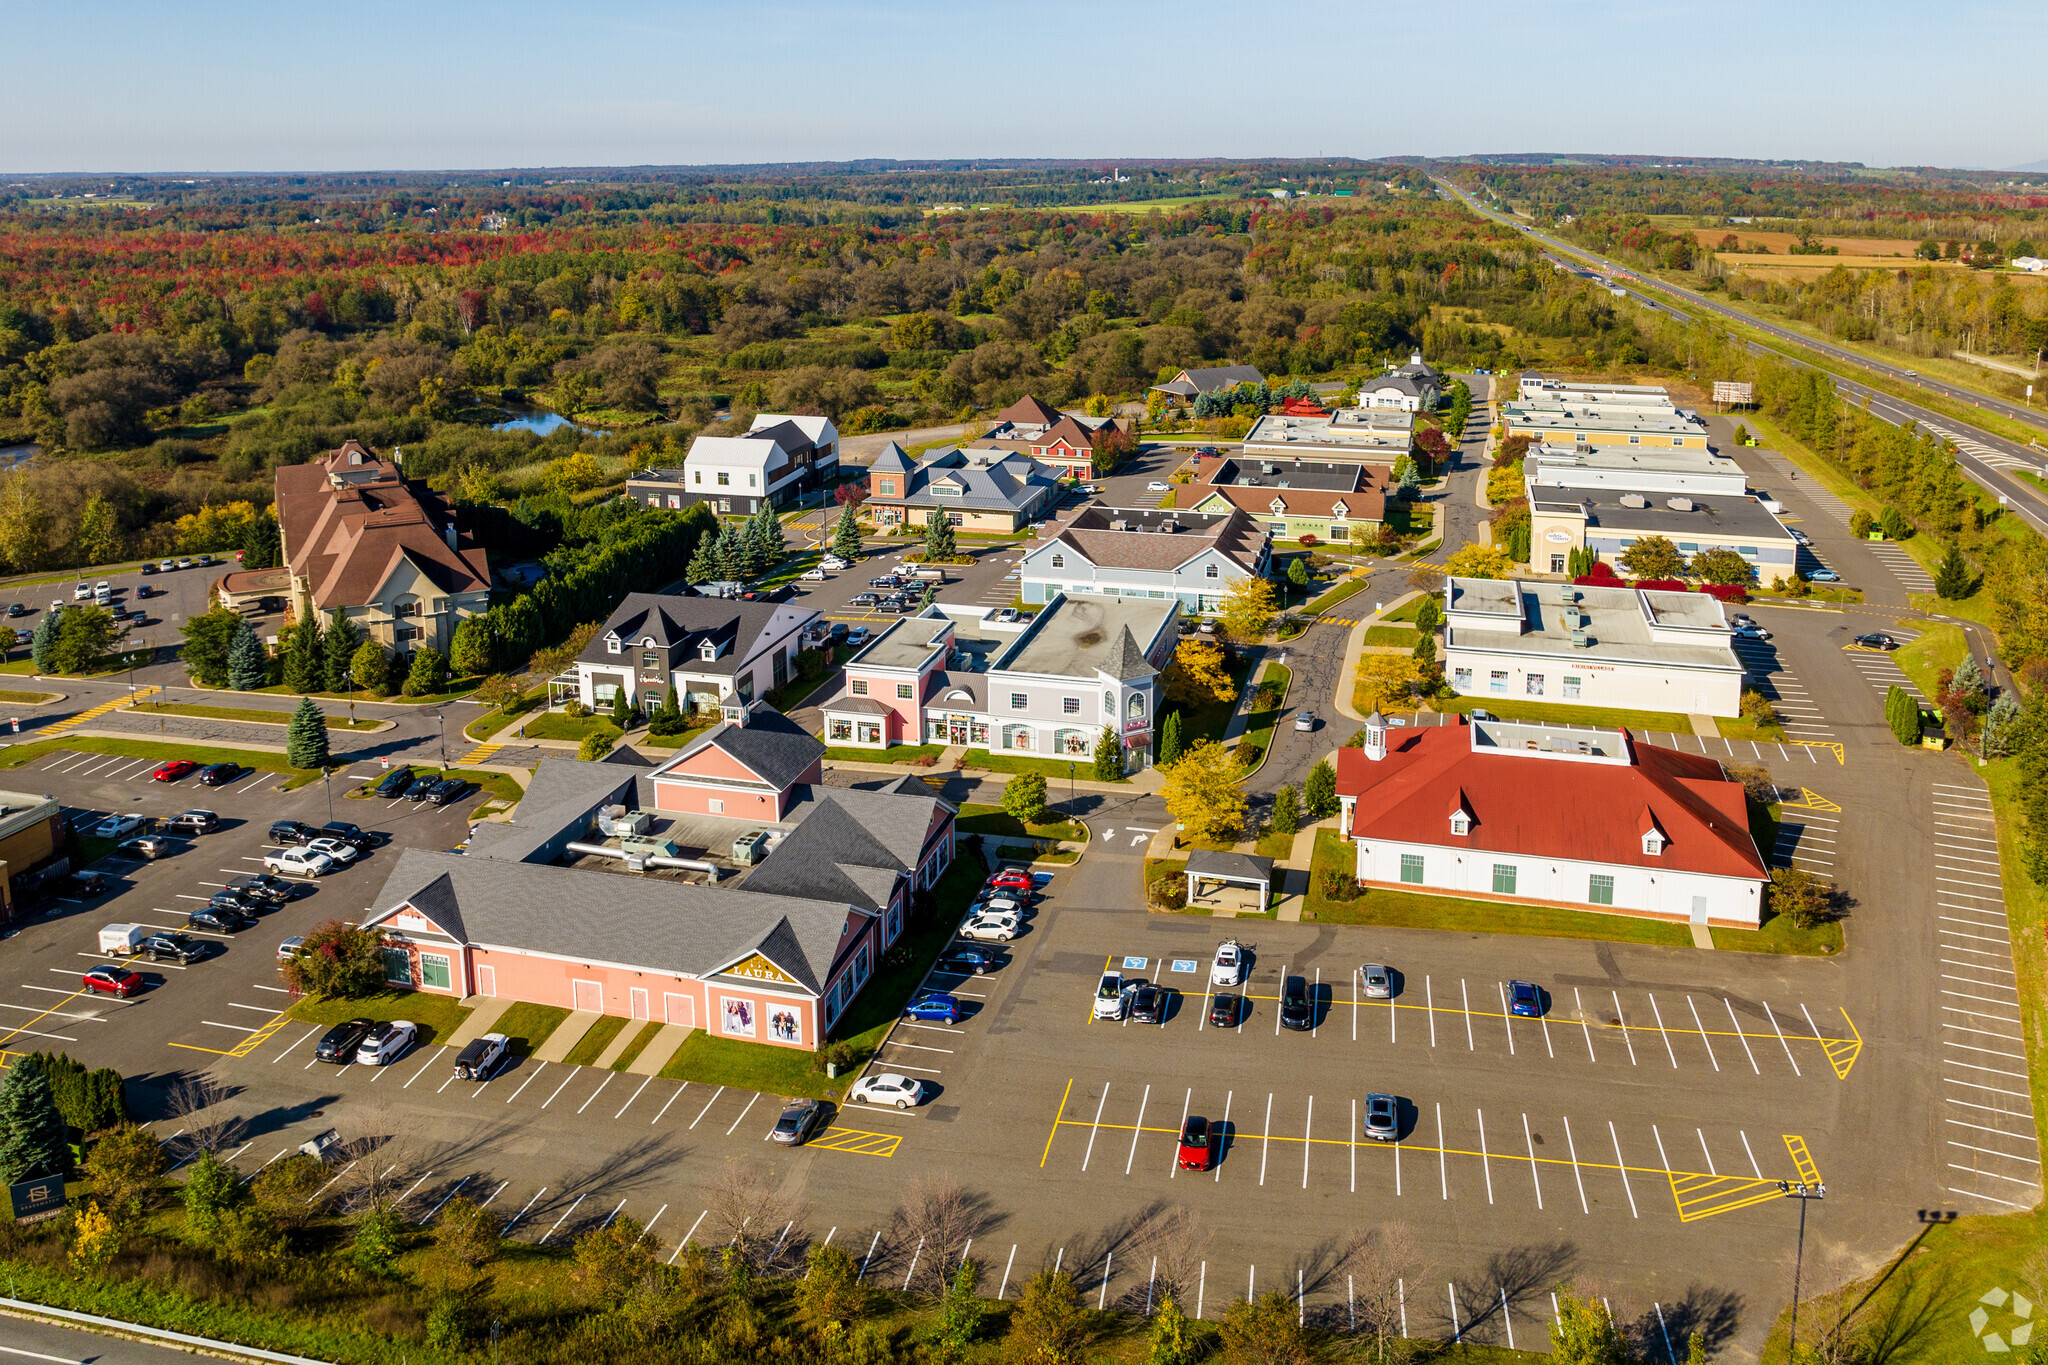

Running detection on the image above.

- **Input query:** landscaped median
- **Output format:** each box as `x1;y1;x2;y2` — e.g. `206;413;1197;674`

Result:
1232;662;1291;773
0;735;342;790
122;699;383;731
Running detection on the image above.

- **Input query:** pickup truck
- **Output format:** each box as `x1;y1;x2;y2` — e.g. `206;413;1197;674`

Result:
263;847;335;878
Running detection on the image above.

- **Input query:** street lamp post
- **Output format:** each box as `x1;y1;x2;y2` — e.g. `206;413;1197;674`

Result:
437;713;448;770
1779;1180;1826;1360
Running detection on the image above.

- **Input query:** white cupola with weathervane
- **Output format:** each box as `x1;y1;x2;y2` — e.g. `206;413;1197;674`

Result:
1362;710;1388;761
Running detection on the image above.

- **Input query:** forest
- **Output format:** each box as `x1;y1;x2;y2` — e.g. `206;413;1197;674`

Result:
0;180;1646;576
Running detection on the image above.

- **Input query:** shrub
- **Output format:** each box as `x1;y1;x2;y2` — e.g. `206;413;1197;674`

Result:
1320;869;1363;902
279;920;388;999
1633;577;1688;592
1298;533;1318;547
1574;561;1625;586
1697;583;1749;603
1740;690;1778;730
1885;685;1920;746
1848;509;1874;538
577;730;617;761
1769;867;1841;930
1148;876;1187;910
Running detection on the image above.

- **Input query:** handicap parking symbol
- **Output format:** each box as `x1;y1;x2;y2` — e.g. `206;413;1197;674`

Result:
1170;959;1198;974
1121;956;1147;970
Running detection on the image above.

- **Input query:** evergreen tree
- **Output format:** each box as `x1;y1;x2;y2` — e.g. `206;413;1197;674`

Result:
323;610;362;692
404;646;450;698
1271;784;1300;836
610;686;636;729
751;502;786;565
285;695;330;770
1156;711;1183;767
180;1149;238;1238
1414;594;1442;635
831;501;863;560
1287;558;1311;590
712;522;744;582
685;531;719;584
1885;684;1921;746
1304;757;1337;819
1984;690;2022;759
227;616;266;690
30;604;60;673
283;610;322;694
1933;542;1973;599
923;511;957;561
0;1053;69;1184
240;514;282;571
1092;725;1122;781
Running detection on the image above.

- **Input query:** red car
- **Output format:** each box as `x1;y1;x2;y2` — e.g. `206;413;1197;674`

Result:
152;759;198;782
82;964;143;997
986;872;1034;893
1177;1115;1212;1171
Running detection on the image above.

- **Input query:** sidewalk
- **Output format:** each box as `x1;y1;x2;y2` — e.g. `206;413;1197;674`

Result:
823;756;1165;795
1334;590;1422;723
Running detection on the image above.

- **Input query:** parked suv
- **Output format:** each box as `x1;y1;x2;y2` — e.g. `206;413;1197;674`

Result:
164;810;219;835
1092;972;1129;1021
269;820;320;845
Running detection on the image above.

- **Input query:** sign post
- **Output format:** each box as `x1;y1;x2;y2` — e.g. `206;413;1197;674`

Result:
10;1174;66;1222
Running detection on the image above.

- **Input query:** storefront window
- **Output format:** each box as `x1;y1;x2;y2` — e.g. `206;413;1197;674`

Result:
1526;674;1545;696
830;719;854;741
382;948;412;985
1563;676;1582;700
1489;671;1509;694
857;722;881;744
420;954;451;990
1453;667;1473;689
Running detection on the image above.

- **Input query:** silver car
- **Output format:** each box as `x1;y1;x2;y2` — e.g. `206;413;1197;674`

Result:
1361;963;1392;999
1363;1093;1399;1142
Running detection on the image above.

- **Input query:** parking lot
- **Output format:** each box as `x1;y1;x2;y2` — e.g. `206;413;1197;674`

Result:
0;554;261;668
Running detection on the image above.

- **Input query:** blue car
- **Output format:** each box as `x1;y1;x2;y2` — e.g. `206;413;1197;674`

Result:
1508;980;1543;1018
904;993;965;1026
1807;568;1840;583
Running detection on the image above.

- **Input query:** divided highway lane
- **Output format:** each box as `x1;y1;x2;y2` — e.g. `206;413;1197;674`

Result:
1436;180;2048;537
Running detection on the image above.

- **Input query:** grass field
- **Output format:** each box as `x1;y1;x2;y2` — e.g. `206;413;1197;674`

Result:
0;688;58;704
608;1020;667;1072
1433;693;1696;735
493;1002;571;1057
1037;194;1228;214
560;1014;627;1067
961;748;1128;783
954;802;1083;843
1362;624;1417;648
286;990;473;1046
126;700;381;730
1894;622;1969;701
518;712;619;742
823;743;945;766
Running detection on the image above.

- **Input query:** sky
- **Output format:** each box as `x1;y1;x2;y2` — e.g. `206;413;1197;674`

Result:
5;0;2044;174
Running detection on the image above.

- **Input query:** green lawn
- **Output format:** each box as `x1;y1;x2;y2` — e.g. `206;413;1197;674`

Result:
560;1014;627;1067
0;735;340;789
823;742;946;765
1361;625;1417;648
1435;693;1696;735
1380;596;1427;623
519;712;620;742
961;748;1127;783
1894;622;1968;700
492;1001;571;1057
1235;663;1290;772
126;700;380;731
636;720;714;750
608;1020;667;1071
462;687;547;740
344;766;523;805
286;990;473;1046
0;688;58;704
955;802;1083;842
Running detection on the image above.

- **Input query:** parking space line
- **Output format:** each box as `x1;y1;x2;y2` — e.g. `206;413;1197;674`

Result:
575;1072;615;1115
1215;1091;1232;1183
723;1091;759;1135
1610;992;1637;1066
1301;1097;1313;1189
1125;1085;1150;1176
1081;1084;1112;1173
1477;1109;1493;1204
614;1075;654;1119
1645;996;1679;1068
689;1085;727;1129
1572;988;1596;1062
540;1069;581;1109
1496;982;1514;1055
1685;997;1719;1072
1521;1113;1543;1209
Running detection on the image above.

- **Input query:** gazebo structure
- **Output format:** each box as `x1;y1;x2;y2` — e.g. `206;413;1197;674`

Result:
1184;850;1275;915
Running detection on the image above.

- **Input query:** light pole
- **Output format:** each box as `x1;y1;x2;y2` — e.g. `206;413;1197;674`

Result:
1779;1180;1825;1361
437;713;448;771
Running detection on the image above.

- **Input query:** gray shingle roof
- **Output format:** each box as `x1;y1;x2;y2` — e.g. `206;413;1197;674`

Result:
365;848;860;995
882;448;1060;515
659;701;825;792
1184;849;1275;884
472;758;639;864
869;442;913;474
580;594;809;679
1104;626;1157;681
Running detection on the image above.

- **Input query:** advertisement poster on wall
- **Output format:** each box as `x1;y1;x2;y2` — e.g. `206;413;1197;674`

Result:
721;997;756;1038
767;1005;801;1045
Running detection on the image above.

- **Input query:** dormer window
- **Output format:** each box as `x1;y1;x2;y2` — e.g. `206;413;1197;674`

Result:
606;636;621;655
1270;498;1286;514
1642;829;1665;856
700;641;717;662
1450;810;1471;837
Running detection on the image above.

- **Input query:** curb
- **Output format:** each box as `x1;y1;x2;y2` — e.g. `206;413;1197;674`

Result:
0;1298;332;1365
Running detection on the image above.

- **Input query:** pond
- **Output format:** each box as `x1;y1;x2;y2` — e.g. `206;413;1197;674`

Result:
490;406;598;437
0;443;38;469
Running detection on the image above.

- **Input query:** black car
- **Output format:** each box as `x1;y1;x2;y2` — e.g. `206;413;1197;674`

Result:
423;778;472;806
1129;983;1165;1025
269;819;320;844
207;888;265;915
1854;633;1900;651
1279;976;1313;1031
375;767;416;799
937;947;997;976
409;775;448;803
187;906;254;933
225;875;291;907
319;821;376;851
140;932;209;964
1208;992;1241;1027
826;622;850;643
869;575;903;589
66;871;109;897
134;583;155;596
138;563;157;576
4;603;21;617
873;598;909;614
197;763;242;786
848;592;879;608
314;1018;376;1063
768;1098;827;1146
164;810;218;835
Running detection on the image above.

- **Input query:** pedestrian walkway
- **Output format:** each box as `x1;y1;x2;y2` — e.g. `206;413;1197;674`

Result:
533;1010;602;1064
459;739;508;766
44;685;158;735
626;1023;692;1076
446;997;514;1048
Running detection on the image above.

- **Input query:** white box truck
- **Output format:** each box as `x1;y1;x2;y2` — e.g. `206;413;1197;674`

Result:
98;924;147;956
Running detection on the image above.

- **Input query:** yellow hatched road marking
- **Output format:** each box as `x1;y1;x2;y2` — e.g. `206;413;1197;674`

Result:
1785;1134;1822;1187
1822;1009;1862;1080
229;1012;292;1059
1781;789;1840;812
459;743;505;765
1785;740;1845;765
49;686;160;735
810;1127;903;1158
1667;1169;1788;1222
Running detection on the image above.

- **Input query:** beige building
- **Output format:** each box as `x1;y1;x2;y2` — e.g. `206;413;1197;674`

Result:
0;789;62;922
275;441;492;659
1499;396;1711;451
1441;577;1744;719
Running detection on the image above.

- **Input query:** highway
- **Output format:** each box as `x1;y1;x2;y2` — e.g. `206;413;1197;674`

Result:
1436;178;2048;538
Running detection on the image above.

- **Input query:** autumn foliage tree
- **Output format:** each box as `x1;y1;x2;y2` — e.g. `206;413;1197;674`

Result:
280;920;388;999
1162;639;1237;710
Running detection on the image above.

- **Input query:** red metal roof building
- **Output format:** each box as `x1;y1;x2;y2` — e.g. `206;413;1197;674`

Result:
1334;713;1768;928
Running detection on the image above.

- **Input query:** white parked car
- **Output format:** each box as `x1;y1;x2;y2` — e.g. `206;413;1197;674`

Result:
264;846;335;878
73;582;91;600
801;568;830;581
1293;711;1317;732
959;913;1019;942
821;556;852;571
355;1020;418;1066
1733;624;1771;641
1211;939;1246;987
849;1072;926;1109
303;837;359;865
94;580;111;596
1093;972;1129;1020
1147;481;1171;492
972;895;1026;918
93;814;144;839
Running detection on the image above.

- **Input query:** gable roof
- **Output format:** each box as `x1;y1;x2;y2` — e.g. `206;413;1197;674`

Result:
1040;415;1101;447
1176;365;1264;392
750;412;836;447
876;446;1061;514
998;395;1062;426
1334;722;1766;880
580;594;812;677
470;757;640;864
684;435;783;471
1048;506;1266;574
364;849;858;995
657;700;824;793
274;442;490;611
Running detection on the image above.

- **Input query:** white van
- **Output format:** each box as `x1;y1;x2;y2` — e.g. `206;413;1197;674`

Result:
98;924;148;956
910;565;947;582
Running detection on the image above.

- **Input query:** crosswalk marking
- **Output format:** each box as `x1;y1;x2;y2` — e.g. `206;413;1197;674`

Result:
45;686;160;736
459;741;506;766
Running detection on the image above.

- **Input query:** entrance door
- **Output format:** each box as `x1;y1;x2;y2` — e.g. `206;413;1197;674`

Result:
629;987;650;1021
1692;692;1709;712
1691;895;1709;925
572;979;603;1013
664;993;696;1029
476;964;496;997
949;715;969;744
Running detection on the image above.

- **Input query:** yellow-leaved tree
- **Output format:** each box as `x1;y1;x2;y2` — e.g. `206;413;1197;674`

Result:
1442;542;1513;580
1160;739;1248;844
1217;576;1280;644
1354;655;1419;712
1161;639;1237;710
